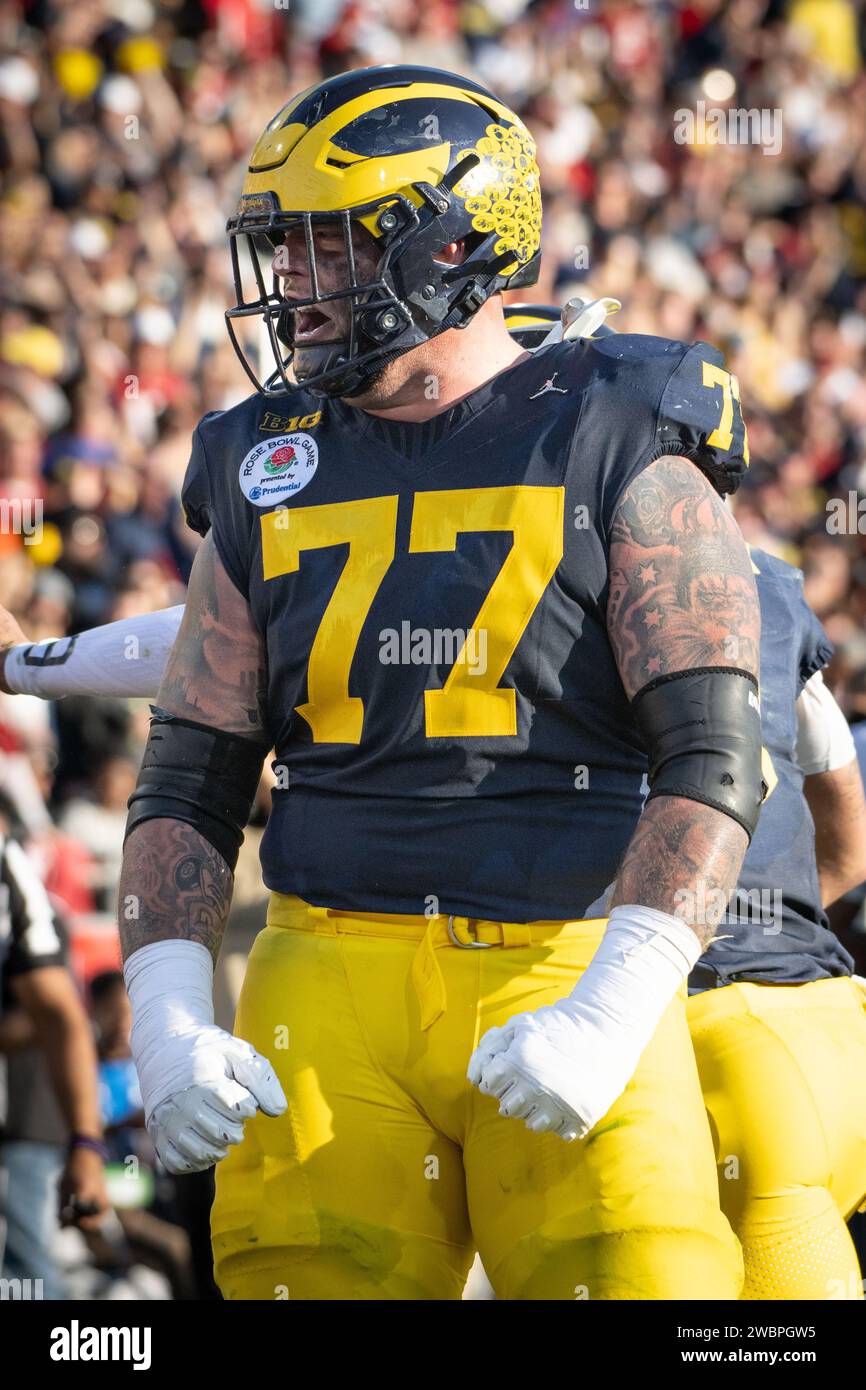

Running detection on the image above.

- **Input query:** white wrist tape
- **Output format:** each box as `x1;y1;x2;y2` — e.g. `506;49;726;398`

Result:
6;605;184;699
124;939;216;1121
567;903;701;1030
528;904;702;1127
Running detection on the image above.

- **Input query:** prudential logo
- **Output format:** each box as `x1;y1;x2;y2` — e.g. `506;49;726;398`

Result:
49;1320;152;1371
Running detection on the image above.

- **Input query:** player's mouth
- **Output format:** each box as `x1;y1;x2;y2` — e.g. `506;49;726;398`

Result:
291;307;337;342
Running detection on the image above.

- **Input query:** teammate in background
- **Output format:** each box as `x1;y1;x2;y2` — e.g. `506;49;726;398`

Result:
681;549;866;1301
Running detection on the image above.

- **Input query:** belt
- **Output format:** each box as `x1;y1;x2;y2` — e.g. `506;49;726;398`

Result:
267;895;603;1031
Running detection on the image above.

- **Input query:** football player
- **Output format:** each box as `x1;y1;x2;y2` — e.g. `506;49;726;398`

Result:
4;228;862;1297
507;302;866;1299
26;67;771;1300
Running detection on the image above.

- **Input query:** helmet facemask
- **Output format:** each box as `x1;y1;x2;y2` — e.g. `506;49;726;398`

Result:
225;153;541;400
226;197;417;398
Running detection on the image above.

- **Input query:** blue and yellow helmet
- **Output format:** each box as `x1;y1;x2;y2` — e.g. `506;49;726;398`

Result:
226;64;543;398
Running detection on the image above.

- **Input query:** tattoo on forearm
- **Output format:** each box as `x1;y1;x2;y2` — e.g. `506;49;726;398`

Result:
119;819;233;963
609;795;748;947
158;533;268;737
607;456;759;944
608;455;760;696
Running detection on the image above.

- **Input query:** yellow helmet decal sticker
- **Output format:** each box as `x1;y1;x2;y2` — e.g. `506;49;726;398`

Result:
455;122;542;266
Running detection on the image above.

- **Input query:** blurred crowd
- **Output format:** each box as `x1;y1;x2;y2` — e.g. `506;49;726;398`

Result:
1;0;866;1296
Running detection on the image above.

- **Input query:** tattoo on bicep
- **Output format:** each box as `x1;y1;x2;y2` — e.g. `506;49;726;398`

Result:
119;819;233;963
158;533;268;736
608;456;760;697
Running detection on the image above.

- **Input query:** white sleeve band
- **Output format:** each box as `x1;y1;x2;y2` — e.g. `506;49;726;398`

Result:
564;904;701;1058
500;903;702;1135
124;939;215;1120
577;904;702;1008
795;670;856;775
5;605;185;700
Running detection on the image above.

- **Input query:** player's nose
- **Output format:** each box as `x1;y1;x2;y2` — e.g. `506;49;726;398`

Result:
271;229;309;288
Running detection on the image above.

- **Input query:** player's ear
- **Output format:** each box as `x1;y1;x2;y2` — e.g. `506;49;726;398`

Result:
433;239;467;266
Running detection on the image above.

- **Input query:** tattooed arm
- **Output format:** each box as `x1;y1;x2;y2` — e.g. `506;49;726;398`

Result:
606;455;761;947
119;531;269;964
119;533;283;1174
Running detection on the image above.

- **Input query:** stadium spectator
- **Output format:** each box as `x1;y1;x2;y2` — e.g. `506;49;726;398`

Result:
0;788;108;1296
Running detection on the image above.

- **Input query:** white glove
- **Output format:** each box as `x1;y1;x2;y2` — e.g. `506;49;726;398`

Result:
467;905;701;1141
124;940;287;1173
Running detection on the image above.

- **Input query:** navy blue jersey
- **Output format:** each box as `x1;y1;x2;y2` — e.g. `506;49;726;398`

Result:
691;548;853;988
182;333;750;921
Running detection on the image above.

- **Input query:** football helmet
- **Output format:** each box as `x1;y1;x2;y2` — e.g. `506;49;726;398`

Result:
225;65;542;398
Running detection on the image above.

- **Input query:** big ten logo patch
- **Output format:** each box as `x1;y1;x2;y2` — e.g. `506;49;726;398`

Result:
258;410;322;433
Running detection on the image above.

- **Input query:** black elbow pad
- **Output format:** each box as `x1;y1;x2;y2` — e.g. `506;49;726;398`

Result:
125;707;266;871
631;666;766;840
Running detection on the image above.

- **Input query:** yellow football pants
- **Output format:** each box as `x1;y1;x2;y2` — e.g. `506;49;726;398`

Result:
212;895;742;1300
688;976;866;1300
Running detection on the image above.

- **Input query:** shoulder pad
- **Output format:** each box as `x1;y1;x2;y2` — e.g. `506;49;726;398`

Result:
655;341;749;495
181;410;223;537
572;334;750;497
